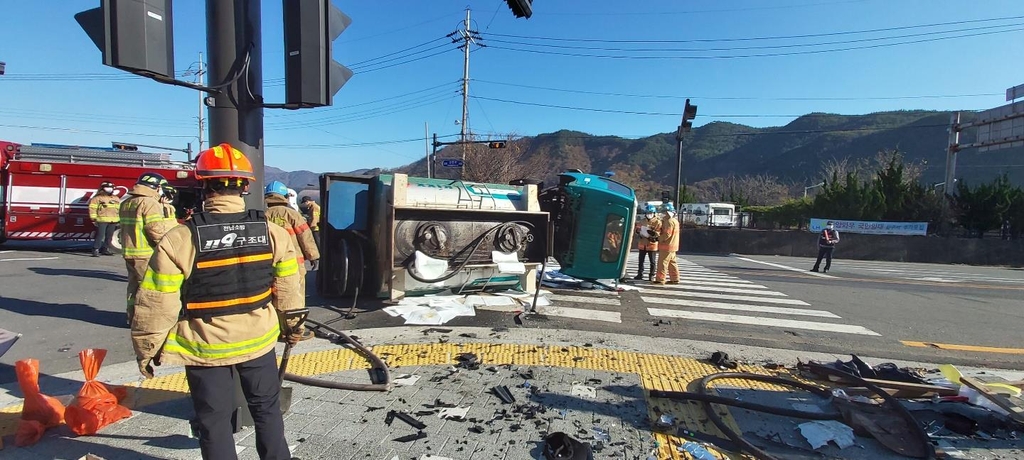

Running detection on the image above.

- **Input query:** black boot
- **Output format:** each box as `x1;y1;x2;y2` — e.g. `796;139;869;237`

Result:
91;248;100;257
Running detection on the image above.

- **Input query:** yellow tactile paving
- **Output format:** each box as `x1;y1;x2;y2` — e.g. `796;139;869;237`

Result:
1;343;810;458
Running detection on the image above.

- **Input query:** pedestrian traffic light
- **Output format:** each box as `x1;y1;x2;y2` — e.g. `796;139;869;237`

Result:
283;0;354;107
505;0;533;18
488;141;507;149
680;99;698;134
75;0;176;79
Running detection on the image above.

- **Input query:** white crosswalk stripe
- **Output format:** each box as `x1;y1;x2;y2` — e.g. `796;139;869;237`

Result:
646;308;881;336
643;283;784;296
836;261;1024;284
535;305;622;323
643;297;839;318
640;290;809;305
548;294;620;306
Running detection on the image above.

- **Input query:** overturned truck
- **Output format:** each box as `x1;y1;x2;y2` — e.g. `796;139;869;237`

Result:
317;172;637;301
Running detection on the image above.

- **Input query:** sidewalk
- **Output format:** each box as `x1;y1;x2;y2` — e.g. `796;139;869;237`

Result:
2;327;1023;460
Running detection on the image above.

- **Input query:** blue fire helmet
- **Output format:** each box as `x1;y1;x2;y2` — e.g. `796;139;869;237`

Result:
644;204;659;214
264;180;288;197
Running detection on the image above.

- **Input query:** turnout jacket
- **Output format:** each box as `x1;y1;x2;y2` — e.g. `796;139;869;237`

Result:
131;195;303;367
265;194;320;266
635;217;661;251
659;215;680;252
119;185;177;259
88;192;121;223
304;201;321;231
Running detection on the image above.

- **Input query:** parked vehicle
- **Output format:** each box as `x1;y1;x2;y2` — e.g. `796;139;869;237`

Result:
679;202;737;228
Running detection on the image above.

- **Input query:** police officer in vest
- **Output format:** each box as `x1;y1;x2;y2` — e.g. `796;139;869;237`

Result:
811;221;840;273
131;144;305;460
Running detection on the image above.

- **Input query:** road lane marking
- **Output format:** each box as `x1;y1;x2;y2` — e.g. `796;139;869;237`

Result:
647;308;878;335
641;290;810;305
900;341;1024;355
642;284;785;296
535;305;622;323
643;297;836;318
733;256;837;279
548;294;621;306
0;257;60;262
664;278;762;288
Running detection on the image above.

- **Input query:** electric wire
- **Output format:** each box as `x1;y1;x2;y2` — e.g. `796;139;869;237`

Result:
267;90;458;129
0;123;194;139
267;80;459;118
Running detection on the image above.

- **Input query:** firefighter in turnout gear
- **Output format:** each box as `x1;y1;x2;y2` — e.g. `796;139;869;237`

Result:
88;181;121;257
633;204;661;281
300;196;321;250
265;180;320;341
131;144;304;460
120;173;177;323
160;184;178;220
654;203;680;285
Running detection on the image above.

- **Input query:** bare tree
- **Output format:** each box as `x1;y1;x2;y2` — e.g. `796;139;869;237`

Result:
461;134;528;184
818;157;853;184
736;174;791;206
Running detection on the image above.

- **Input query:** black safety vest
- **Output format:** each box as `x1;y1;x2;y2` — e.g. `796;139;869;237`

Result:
819;229;837;247
183;210;274;320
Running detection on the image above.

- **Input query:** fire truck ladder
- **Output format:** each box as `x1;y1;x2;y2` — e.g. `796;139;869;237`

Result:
14;145;183;168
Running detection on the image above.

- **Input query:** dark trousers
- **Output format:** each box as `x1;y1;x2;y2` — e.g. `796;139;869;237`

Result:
636;250;656;278
813;246;834;271
311;229;321;251
93;222;117;251
185;350;290;460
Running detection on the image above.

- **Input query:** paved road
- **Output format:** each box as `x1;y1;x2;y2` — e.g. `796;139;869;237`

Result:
2;243;1022;385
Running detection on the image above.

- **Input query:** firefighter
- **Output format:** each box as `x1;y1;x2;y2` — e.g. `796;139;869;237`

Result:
131;143;304;460
811;221;840;273
160;185;178;220
88;181;121;257
300;196;321;250
654;203;680;285
120;173;178;323
265;180;321;319
633;204;661;281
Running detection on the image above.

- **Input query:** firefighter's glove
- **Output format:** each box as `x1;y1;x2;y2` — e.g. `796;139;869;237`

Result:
309;259;320;271
286;326;307;345
137;358;155;379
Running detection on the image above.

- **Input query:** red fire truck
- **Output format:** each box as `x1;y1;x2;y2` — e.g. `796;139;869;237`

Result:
0;140;201;245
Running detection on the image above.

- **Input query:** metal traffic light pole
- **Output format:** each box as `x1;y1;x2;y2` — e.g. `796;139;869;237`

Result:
206;0;265;210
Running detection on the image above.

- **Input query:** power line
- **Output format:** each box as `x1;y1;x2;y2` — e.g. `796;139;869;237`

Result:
485;14;1024;43
267;92;457;130
540;0;868;17
349;39;451;69
486;26;1024;60
354;48;459;74
337;12;459;44
486;22;1024;53
268;80;460;117
0;108;193;127
0;123;194;139
268;133;459;149
471;78;1002;101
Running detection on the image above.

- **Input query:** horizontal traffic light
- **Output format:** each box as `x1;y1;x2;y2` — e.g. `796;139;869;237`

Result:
488;141;507;149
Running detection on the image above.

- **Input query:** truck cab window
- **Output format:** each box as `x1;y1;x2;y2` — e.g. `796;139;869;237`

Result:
600;214;625;263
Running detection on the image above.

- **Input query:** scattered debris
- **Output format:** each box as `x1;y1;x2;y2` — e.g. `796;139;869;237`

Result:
455;353;480;370
709;351;738;369
468;425;485;434
592;426;610;442
393;431;427;443
491;386;516;404
458;333;478;338
542;432;592;460
569;384;596;399
365;406;385;412
652;319;671;327
677;441;717;460
383;297;475;325
437;406;471;421
657;414;676;426
797;420;856;449
387;411;427;430
393;374;421;386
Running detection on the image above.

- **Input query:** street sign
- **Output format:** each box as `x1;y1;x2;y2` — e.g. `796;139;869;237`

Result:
441;159;464;168
975;100;1024;152
1007;83;1024;102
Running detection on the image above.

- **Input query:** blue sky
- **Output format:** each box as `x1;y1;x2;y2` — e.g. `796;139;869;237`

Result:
2;0;1023;172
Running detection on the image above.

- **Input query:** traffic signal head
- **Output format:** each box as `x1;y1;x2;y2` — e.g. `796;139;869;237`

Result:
283;0;353;107
76;0;175;79
679;98;698;134
488;141;507;149
505;0;533;18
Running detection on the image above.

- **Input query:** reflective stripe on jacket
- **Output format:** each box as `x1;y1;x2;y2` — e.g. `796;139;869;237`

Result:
266;195;320;266
305;202;321;231
119;185;177;259
131;195;304;367
88;193;121;223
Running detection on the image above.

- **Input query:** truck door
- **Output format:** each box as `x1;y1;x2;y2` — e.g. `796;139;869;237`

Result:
317;174;376;298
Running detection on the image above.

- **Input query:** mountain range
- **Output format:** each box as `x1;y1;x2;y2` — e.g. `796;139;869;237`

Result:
271;109;1024;201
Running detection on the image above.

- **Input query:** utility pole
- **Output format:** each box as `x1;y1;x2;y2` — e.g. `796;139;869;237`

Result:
196;52;205;155
940;111;961;235
206;0;265;210
424;122;430;179
458;8;475;178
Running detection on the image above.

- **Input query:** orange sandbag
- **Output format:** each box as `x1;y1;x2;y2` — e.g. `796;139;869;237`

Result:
14;359;66;446
63;349;131;436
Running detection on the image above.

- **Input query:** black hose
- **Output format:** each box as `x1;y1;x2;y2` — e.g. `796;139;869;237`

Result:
282;318;392;392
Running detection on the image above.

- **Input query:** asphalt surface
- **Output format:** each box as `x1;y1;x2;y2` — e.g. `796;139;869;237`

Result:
1;241;1022;385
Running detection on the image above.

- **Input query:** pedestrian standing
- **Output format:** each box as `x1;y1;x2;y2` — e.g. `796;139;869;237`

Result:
654;203;680;285
301;196;321;250
131;144;305;460
633;204;660;281
119;173;177;323
88;181;120;257
811;221;840;273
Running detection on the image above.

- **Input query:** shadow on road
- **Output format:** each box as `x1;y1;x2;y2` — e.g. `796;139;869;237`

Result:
0;296;127;329
28;267;127;282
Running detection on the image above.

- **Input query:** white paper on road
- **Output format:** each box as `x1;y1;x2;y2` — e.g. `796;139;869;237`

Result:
798;420;856;449
383;295;476;325
570;384;597;398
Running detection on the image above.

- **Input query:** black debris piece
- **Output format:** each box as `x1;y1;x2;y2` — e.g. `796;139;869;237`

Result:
384;411;396;426
944;413;980;436
422;328;453;334
393;411;427;430
486;366;499;373
514;314;524;326
415;410;436;417
493;385;517;404
393;431;427;443
709;351;738;369
424;398;457;409
583;343;593;347
469;425;485;434
543;432;593;460
509;424;522;432
520;370;535;380
459;333;478;338
491;326;509;332
455;353;480;370
365;406;385;412
811;354;927;384
653;319;671;326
